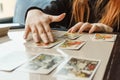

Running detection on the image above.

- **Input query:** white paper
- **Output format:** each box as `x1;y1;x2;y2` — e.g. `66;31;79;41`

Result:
0;51;28;71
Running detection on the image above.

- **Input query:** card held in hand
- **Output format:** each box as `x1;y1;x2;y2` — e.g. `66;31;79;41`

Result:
54;57;101;80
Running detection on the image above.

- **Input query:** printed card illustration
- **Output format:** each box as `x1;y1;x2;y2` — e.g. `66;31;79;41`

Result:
61;32;81;40
92;33;116;41
58;40;86;50
22;53;64;74
54;57;100;80
52;30;65;38
34;39;62;48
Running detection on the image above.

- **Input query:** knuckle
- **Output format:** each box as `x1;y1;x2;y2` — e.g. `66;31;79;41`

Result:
41;20;48;23
35;21;41;26
78;22;83;25
46;29;52;33
84;22;89;25
39;30;46;34
32;28;37;33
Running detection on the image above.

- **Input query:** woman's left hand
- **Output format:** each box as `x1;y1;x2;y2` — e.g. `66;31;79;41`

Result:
68;22;113;33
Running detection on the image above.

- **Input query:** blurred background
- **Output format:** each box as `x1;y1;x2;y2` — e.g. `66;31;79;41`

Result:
0;0;16;19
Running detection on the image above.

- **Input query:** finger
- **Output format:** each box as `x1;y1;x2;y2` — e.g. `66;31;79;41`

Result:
30;25;40;42
68;28;73;33
43;23;54;42
36;23;49;43
68;22;83;33
24;25;31;39
79;22;92;33
89;24;98;33
50;13;66;22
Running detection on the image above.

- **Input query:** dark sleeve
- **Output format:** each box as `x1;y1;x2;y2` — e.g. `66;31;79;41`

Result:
25;0;72;30
43;0;70;15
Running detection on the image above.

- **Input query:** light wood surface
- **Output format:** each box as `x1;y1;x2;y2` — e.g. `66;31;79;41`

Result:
0;29;114;80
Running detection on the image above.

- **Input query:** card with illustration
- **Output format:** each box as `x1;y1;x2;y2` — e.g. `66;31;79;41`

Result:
34;39;63;48
54;57;100;80
52;30;65;38
61;32;81;40
58;40;86;50
92;33;116;41
21;53;64;74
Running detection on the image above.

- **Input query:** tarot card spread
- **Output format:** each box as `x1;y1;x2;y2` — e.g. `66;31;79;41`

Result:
58;40;86;50
22;53;64;74
92;33;116;41
54;57;100;80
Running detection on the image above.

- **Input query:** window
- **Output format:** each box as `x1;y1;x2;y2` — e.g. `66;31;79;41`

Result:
0;0;16;19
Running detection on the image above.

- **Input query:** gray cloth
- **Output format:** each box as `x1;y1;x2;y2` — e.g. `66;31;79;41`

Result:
13;0;51;25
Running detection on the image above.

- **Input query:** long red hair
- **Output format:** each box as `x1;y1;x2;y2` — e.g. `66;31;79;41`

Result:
72;0;120;28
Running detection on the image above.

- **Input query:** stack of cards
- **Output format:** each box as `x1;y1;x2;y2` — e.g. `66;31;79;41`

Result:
58;40;86;50
54;57;100;80
92;33;116;41
21;53;64;74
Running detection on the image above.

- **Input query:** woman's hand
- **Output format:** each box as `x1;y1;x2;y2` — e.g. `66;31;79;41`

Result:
68;22;113;33
24;9;66;43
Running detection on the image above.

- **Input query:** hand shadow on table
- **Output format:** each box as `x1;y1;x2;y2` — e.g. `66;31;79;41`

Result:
0;35;11;44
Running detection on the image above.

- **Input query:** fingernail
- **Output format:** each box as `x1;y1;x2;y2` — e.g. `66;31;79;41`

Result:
23;35;26;39
50;38;54;42
44;40;49;44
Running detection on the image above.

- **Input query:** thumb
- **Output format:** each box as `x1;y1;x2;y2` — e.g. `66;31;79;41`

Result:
50;13;66;22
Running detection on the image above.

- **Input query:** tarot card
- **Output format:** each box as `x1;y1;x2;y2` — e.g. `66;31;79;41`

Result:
21;53;64;74
52;30;65;38
92;33;116;41
58;40;86;50
61;32;81;40
54;57;101;80
0;51;28;71
34;39;63;48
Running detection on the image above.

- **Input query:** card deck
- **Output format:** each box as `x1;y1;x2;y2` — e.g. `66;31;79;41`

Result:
54;57;100;80
58;40;86;50
21;53;64;74
92;33;116;41
61;32;81;40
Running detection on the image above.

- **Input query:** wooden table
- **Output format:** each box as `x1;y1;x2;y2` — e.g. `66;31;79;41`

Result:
0;29;115;80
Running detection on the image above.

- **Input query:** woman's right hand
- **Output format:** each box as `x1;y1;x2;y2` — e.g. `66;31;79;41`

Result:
24;9;66;43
